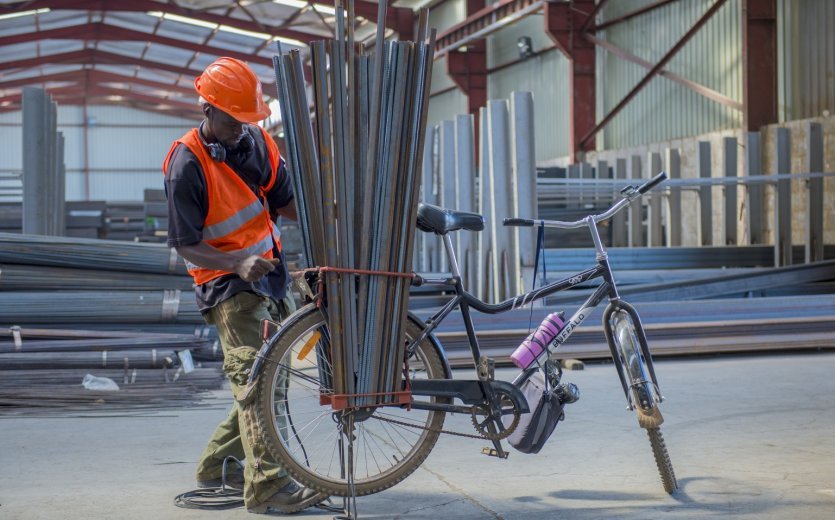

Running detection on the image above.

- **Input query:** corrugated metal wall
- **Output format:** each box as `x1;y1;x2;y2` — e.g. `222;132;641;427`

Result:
486;16;571;161
596;0;743;151
778;0;835;121
0;104;196;202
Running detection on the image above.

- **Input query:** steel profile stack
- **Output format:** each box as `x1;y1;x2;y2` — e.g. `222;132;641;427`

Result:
274;2;435;406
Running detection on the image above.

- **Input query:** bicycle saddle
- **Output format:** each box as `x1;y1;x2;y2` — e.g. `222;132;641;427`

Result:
416;203;485;235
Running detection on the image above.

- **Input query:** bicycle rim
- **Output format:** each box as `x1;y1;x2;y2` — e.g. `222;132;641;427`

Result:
255;308;446;496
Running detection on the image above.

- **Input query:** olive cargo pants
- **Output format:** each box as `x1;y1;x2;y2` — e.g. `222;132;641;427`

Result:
195;291;296;509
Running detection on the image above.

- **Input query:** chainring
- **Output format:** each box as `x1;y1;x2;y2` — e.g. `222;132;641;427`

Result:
470;394;522;441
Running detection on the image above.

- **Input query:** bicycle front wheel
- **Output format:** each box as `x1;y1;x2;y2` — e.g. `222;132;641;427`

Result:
253;304;448;497
612;311;678;494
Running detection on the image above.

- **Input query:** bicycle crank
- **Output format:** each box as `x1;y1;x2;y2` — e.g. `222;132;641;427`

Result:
470;395;522;441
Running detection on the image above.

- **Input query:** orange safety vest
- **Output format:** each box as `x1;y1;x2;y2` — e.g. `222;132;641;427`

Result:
163;126;283;285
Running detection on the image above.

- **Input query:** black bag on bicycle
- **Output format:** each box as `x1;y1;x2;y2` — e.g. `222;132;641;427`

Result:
505;368;565;454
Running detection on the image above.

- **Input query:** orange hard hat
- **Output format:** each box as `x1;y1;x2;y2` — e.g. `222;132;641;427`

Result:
194;57;271;123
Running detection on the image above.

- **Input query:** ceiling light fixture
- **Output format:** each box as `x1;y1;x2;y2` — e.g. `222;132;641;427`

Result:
147;11;303;47
0;8;50;21
273;0;337;16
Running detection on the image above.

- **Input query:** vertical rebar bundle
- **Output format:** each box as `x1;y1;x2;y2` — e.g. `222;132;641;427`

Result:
274;3;435;406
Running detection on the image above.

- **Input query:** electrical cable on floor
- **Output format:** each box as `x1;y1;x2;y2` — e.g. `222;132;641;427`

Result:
173;455;341;513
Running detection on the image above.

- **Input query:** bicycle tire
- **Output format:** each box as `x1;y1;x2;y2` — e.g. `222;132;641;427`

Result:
613;311;678;494
254;305;448;497
647;427;678;494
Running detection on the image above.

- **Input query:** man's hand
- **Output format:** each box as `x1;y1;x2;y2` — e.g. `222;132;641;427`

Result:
234;255;280;282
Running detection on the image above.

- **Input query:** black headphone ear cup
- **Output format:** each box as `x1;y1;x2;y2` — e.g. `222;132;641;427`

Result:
239;133;255;154
208;142;226;163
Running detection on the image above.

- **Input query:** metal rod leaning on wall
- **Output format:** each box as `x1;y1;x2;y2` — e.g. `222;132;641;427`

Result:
666;149;682;247
696;141;713;246
806;122;824;263
775;128;792;266
723;137;738;246
648;152;663;247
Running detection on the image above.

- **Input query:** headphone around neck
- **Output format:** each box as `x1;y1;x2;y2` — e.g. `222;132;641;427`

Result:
198;120;228;163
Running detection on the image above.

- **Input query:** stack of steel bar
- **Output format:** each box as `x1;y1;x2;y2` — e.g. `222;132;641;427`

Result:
0;291;201;324
0;232;187;274
0;383;217;416
0;326;224;414
415;294;835;366
274;2;435;406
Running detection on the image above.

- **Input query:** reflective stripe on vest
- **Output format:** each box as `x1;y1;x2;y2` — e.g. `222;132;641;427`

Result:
203;198;264;241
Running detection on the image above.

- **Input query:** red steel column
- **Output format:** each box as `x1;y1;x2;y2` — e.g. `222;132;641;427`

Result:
742;0;777;131
545;0;596;162
446;0;488;126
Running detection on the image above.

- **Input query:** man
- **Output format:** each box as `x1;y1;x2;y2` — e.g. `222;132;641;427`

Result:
163;57;324;514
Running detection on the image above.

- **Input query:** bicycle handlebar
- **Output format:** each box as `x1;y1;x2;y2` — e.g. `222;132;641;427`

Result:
637;171;668;194
503;217;535;227
503;171;668;230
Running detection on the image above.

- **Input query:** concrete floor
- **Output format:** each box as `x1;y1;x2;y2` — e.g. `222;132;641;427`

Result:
2;352;835;519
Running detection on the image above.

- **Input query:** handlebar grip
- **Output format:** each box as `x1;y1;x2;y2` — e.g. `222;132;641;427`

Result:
503;218;535;227
638;171;668;194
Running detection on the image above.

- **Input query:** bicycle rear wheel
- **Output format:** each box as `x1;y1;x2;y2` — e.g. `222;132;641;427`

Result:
612;310;678;494
253;304;448;497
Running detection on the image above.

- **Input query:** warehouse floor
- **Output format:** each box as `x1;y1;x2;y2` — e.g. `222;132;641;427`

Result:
2;352;835;519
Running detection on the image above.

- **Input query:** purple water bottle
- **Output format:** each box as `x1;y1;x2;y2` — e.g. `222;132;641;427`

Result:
510;312;566;369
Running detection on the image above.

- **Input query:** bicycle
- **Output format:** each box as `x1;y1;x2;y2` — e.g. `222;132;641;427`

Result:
245;171;677;498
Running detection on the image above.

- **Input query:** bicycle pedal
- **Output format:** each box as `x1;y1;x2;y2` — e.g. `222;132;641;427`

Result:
481;447;509;459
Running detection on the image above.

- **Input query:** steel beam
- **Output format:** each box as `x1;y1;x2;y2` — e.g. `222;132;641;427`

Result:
723;137;738;245
742;0;777;131
589;0;678;32
666;148;682;246
746;132;765;244
578;0;729;151
545;0;596;161
774;128;792;266
435;0;543;56
0;22;276;68
612;158;627;247
0;0;316;43
648;152;663;246
806;122;824;263
697;141;713;246
585;34;743;111
446;0;488;141
628;155;642;247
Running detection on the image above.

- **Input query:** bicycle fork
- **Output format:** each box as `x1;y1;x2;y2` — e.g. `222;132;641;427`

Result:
602;300;664;412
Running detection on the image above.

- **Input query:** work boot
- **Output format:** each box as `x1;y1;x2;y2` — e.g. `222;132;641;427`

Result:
196;465;245;490
247;480;328;514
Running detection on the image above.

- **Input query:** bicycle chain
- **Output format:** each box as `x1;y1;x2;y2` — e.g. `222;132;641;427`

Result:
372;408;520;441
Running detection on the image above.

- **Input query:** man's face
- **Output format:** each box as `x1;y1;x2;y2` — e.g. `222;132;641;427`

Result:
208;107;245;148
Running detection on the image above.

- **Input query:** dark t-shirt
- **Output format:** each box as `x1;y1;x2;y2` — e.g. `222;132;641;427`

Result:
164;124;294;312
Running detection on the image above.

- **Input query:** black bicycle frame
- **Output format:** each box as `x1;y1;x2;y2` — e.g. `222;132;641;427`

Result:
408;254;619;367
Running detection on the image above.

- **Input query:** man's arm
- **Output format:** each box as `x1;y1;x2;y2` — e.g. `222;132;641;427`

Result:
177;242;279;282
274;202;297;221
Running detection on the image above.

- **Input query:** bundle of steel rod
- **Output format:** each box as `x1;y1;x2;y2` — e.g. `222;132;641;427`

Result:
0;232;186;275
0;350;179;370
0;368;224;389
0;383;214;416
0;263;193;291
274;3;435;406
0;291;202;324
0;334;212;354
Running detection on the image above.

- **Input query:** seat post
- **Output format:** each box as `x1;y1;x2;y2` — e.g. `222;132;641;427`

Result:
442;234;462;281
